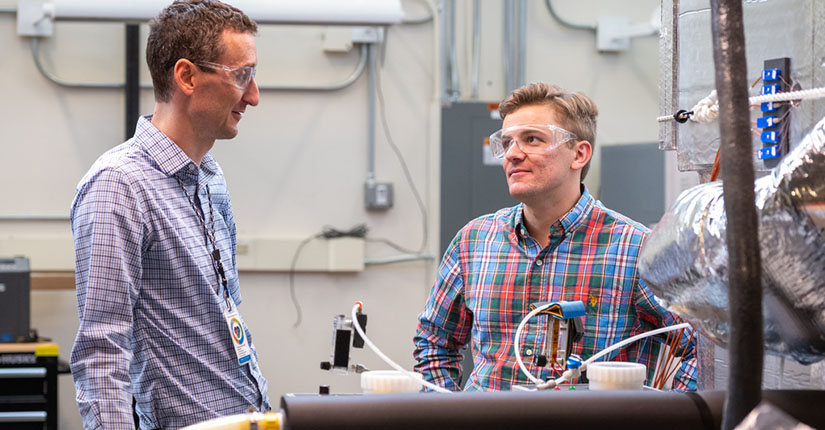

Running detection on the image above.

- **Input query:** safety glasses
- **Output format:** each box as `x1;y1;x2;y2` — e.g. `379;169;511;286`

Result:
489;124;578;158
196;61;256;89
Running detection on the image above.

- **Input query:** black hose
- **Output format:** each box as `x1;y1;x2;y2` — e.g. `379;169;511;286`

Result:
708;0;764;428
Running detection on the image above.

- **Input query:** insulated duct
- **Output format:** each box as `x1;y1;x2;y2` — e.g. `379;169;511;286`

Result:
640;114;825;364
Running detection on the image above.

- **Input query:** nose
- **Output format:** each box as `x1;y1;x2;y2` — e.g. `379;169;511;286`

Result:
243;77;259;107
503;139;526;160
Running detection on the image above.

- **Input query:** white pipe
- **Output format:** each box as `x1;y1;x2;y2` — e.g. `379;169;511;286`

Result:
513;303;551;385
364;253;436;265
514;301;692;388
351;303;453;394
582;323;691;367
46;0;403;24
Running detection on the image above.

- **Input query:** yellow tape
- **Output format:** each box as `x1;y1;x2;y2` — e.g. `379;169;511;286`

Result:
35;344;59;357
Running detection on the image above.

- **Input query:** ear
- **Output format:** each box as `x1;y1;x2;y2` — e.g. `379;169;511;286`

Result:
172;59;198;96
570;140;592;171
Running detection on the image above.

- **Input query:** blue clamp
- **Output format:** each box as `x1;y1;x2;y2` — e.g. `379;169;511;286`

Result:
761;102;777;112
761;131;779;144
762;68;782;82
761;84;780;95
757;116;777;129
757;145;780;160
566;354;582;370
531;300;586;319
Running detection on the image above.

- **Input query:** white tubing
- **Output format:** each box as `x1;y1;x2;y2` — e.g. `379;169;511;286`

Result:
351;304;452;394
582;322;691;367
513;303;553;385
513;303;692;389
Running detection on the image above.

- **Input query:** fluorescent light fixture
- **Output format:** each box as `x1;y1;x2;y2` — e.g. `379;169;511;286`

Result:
18;0;403;36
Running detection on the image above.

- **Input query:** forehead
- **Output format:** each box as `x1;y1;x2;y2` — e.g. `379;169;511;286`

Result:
502;104;558;129
217;29;257;66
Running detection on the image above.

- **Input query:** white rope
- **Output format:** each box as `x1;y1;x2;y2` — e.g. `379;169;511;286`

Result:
657;86;825;123
690;90;719;123
749;86;825;104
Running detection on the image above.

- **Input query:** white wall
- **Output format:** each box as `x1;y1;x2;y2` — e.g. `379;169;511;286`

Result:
0;1;665;429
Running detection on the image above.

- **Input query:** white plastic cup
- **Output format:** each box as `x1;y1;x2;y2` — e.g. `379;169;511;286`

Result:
360;370;423;394
587;362;646;390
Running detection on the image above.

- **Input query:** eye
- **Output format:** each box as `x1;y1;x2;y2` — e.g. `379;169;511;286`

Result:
500;137;513;149
525;135;543;144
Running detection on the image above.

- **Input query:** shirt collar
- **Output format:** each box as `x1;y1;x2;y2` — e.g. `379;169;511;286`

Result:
134;115;217;185
512;184;596;239
560;184;595;233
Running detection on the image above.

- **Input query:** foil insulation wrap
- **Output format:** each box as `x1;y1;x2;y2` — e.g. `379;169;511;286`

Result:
640;116;825;364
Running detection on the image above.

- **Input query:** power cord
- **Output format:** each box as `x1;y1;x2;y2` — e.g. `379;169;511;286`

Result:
376;32;429;254
289;225;369;328
321;224;368;239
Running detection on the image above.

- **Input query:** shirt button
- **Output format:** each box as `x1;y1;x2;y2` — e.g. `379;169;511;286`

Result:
188;164;196;171
535;260;543;266
520;228;526;235
525;348;533;356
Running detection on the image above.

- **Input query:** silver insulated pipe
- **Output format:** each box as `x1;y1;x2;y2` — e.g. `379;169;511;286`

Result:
639;115;825;364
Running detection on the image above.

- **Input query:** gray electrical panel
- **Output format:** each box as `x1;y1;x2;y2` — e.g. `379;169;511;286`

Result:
598;143;665;227
440;102;517;255
0;257;30;342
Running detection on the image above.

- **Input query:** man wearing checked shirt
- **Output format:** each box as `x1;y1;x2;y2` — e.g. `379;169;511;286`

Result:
414;82;697;391
70;1;268;428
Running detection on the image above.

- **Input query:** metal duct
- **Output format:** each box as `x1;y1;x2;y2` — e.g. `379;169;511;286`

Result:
640;114;825;364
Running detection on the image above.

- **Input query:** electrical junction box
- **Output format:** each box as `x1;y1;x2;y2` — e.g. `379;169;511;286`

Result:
759;57;791;169
364;182;393;210
0;257;30;342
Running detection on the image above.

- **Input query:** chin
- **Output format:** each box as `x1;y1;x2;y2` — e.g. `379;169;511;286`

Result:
217;129;239;140
508;185;530;201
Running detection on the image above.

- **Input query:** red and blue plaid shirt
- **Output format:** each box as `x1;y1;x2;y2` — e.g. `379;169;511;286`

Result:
414;187;697;391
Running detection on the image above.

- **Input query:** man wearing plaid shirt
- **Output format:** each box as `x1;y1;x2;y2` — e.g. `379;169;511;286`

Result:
414;83;697;391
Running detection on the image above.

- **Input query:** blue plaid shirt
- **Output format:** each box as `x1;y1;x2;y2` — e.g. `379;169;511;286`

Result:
71;116;269;430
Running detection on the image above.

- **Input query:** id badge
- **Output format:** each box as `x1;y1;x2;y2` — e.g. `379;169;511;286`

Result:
223;298;252;366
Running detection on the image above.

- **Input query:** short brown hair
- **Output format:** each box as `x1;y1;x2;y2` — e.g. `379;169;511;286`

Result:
498;82;598;181
147;0;258;102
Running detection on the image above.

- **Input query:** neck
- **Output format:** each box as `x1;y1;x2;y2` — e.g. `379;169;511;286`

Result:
522;184;582;248
151;102;213;165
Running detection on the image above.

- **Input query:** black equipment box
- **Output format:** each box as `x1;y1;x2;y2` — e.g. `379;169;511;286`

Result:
0;257;30;342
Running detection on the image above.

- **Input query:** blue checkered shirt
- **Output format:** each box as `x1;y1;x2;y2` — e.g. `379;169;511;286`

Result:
71;115;270;430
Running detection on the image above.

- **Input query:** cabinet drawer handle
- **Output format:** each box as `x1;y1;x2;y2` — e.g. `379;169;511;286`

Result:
0;368;47;378
0;411;48;422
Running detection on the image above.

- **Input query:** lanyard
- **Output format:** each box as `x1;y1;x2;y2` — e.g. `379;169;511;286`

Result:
175;174;230;304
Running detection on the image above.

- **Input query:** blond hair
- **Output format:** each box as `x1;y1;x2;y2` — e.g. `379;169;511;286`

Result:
499;82;598;180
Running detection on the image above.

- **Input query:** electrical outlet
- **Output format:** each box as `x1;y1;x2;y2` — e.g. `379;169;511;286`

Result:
364;182;393;210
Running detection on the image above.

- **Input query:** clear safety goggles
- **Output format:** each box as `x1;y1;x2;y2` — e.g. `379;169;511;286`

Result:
196;61;257;89
489;124;578;158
